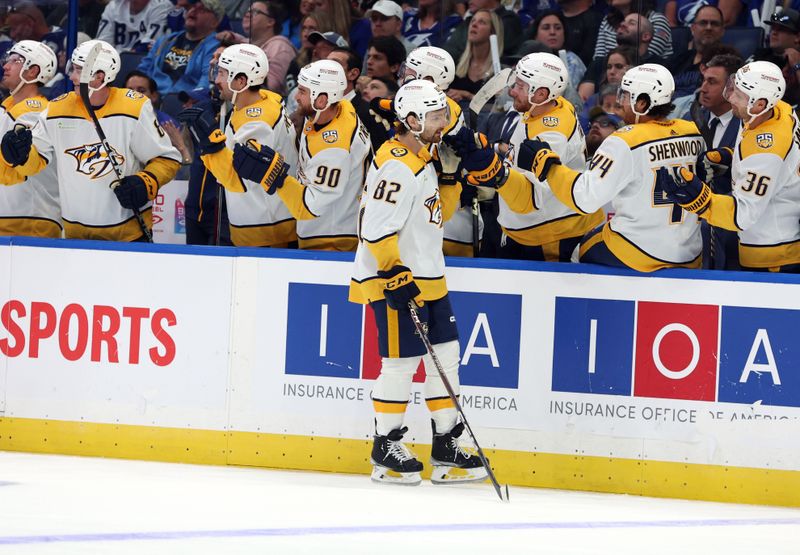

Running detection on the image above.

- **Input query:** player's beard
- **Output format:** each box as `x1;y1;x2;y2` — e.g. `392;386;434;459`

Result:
297;99;315;119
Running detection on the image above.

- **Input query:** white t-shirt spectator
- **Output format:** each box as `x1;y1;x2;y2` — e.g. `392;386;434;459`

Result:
96;0;172;52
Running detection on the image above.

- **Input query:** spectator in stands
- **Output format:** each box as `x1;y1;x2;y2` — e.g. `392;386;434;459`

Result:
586;106;623;157
361;76;399;101
295;10;334;68
448;9;504;104
717;0;761;27
749;8;800;107
668;6;725;100
579;0;672;99
557;0;604;67
616;14;656;60
367;1;416;54
46;0;105;39
579;46;634;122
217;1;296;95
4;2;65;61
443;0;522;60
530;10;586;87
138;0;222;95
402;0;462;48
696;53;743;270
309;31;350;62
664;0;712;27
314;0;372;57
96;0;172;53
328;46;391;151
365;36;406;82
125;70;192;172
288;0;316;49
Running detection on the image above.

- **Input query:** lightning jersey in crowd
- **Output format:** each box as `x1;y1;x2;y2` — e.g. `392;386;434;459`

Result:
439;96;483;257
545;118;705;271
699;101;800;269
276;99;370;251
0;88;180;241
500;97;604;247
96;0;172;52
0;95;60;237
202;89;298;247
350;138;462;304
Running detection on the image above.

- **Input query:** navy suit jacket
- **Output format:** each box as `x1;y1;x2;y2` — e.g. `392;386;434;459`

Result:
703;111;741;194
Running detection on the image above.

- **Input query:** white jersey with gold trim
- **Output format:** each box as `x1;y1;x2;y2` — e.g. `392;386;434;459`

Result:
292;99;371;249
559;118;705;266
0;95;60;237
28;88;180;240
731;102;800;248
350;138;454;304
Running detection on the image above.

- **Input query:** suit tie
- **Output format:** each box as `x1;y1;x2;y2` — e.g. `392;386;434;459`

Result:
707;117;720;148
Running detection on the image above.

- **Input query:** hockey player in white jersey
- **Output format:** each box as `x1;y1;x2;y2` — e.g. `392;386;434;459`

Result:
95;0;172;52
660;61;800;272
0;41;61;237
0;40;180;241
350;79;487;486
516;64;705;271
449;53;603;261
179;44;299;247
231;59;371;251
400;46;482;256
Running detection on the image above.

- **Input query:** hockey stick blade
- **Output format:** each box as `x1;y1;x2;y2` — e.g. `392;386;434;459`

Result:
408;302;510;502
78;44;153;243
467;68;513;128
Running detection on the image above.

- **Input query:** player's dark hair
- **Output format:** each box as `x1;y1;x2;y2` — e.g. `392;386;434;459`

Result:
704;53;744;78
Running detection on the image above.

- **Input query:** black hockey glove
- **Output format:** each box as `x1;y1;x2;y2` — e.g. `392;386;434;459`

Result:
368;97;396;131
1;125;33;167
697;147;733;183
177;107;225;155
517;139;561;181
232;142;290;194
113;174;154;210
378;265;423;310
656;167;711;214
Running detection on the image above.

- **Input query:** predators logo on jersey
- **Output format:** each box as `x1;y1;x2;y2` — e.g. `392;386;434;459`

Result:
424;191;443;227
543;116;559;127
125;90;144;100
322;130;338;144
756;133;774;149
65;143;125;179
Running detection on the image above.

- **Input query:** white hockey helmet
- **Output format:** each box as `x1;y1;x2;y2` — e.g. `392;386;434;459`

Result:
7;40;57;93
515;52;567;106
725;61;785;119
219;44;269;89
298;59;347;121
619;63;674;118
403;46;455;89
70;39;121;91
394;78;448;142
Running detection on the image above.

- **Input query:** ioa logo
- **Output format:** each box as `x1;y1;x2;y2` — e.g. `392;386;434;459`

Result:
424;191;443;227
756;133;774;149
64;143;124;179
322;129;338;143
542;116;559;127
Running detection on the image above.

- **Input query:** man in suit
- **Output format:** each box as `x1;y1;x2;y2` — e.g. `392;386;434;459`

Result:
697;52;743;269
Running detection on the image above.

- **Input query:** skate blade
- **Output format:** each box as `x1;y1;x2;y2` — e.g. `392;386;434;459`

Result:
370;466;422;486
430;465;489;484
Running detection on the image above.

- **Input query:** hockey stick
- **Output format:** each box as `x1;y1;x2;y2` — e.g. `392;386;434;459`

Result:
467;67;512;128
213;101;228;246
407;302;510;502
78;43;153;243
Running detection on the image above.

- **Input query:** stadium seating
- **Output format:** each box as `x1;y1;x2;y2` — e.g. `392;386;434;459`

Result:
721;26;764;59
114;52;146;87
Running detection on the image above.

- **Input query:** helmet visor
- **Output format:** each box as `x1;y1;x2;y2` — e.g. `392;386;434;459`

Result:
722;74;736;102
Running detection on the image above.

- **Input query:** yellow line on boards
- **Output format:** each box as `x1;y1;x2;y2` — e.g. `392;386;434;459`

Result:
0;417;797;507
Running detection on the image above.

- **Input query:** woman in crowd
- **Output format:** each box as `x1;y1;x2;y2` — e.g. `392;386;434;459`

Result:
448;9;504;105
287;0;316;49
402;0;461;48
313;0;371;57
530;10;586;89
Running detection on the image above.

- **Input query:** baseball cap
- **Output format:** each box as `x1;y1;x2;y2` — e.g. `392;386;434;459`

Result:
367;0;404;20
308;31;350;48
588;106;623;128
765;8;799;33
188;0;225;20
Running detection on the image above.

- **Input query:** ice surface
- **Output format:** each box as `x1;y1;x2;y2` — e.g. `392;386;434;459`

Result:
0;452;797;554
